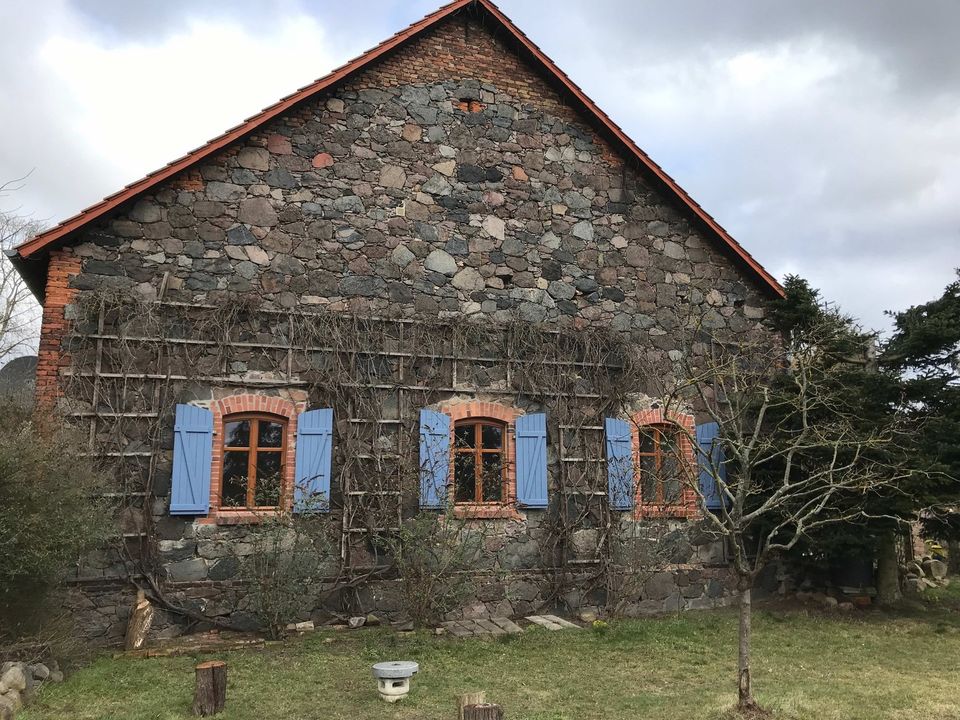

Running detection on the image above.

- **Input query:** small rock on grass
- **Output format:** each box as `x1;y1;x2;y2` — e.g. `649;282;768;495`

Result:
348;616;366;629
365;613;382;626
0;666;26;694
0;694;15;720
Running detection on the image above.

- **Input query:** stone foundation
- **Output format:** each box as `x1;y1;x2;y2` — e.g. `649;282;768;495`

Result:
66;563;740;646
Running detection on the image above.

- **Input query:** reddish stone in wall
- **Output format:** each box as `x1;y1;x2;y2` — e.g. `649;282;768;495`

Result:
312;152;334;168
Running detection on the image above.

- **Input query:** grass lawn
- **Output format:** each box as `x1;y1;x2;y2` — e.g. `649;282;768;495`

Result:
20;593;960;720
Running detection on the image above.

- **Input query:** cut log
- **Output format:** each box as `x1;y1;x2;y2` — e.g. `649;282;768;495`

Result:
192;661;227;716
124;590;155;651
457;692;486;720
464;703;504;720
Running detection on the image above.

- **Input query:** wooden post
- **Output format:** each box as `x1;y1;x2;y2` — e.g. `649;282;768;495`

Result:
192;661;227;716
457;692;486;720
124;590;154;651
463;703;504;720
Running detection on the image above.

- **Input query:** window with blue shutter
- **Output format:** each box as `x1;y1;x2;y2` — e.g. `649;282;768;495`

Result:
170;404;214;515
604;417;634;510
294;408;334;513
515;413;548;508
419;409;450;509
696;421;727;510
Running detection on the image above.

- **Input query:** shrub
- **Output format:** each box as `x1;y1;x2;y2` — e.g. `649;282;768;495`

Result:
0;406;109;642
386;512;481;627
238;494;335;639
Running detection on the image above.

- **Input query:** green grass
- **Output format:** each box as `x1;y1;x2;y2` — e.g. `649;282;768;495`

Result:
20;602;960;720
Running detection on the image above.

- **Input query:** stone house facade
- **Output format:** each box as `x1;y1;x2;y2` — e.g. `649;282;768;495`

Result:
13;0;783;644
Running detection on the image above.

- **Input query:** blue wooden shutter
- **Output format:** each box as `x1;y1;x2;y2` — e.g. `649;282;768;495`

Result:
294;408;334;513
419;409;450;509
516;413;548;508
170;404;213;515
696;422;727;510
604;417;634;510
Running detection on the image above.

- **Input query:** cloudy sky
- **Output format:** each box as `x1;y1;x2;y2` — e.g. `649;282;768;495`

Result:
1;0;958;333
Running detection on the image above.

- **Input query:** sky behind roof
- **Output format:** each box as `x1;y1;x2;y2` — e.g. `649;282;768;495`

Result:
1;0;958;333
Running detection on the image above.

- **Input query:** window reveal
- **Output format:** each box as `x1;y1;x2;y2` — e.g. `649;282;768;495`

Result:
453;420;506;503
220;414;287;508
638;424;683;504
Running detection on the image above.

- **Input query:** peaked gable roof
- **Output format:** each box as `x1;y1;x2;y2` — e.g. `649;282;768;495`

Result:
12;0;783;300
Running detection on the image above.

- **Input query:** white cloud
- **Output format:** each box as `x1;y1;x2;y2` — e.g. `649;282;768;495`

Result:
2;6;338;223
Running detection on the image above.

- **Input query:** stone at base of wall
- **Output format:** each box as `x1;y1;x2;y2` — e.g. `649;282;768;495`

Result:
65;566;740;645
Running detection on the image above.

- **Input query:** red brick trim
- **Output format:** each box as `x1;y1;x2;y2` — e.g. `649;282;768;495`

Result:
35;249;81;409
199;394;306;524
440;400;522;520
631;407;698;519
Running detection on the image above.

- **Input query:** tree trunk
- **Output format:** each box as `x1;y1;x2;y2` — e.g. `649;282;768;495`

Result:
192;661;227;716
948;540;960;576
463;704;504;720
737;579;756;711
876;531;902;605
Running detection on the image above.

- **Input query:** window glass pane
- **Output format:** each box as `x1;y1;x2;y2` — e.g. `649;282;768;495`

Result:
255;452;282;506
258;421;284;448
454;453;475;503
640;455;658;503
225;420;250;447
663;475;682;504
661;430;681;503
638;429;655;455
454;424;475;449
481;453;503;502
222;450;249;507
481;424;503;449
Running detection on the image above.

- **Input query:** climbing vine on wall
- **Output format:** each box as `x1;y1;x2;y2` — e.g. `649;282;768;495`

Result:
62;290;687;625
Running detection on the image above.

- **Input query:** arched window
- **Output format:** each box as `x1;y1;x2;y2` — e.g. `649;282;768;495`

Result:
637;423;684;504
220;413;288;509
453;418;506;504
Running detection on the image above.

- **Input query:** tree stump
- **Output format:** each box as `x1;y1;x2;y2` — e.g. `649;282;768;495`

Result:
463;703;504;720
457;692;487;720
192;661;226;716
124;590;154;651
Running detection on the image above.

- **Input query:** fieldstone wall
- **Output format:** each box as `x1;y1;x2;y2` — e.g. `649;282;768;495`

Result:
48;11;777;643
64;13;768;334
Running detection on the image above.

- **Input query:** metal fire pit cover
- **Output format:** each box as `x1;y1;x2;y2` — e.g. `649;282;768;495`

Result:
372;660;419;679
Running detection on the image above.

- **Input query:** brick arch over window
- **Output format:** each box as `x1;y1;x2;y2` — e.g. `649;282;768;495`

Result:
205;394;306;524
631;407;698;518
441;401;522;520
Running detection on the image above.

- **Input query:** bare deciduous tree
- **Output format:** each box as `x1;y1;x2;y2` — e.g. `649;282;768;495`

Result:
648;312;913;712
0;178;42;364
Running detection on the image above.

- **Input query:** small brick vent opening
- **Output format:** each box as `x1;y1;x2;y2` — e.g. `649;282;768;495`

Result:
456;99;485;113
